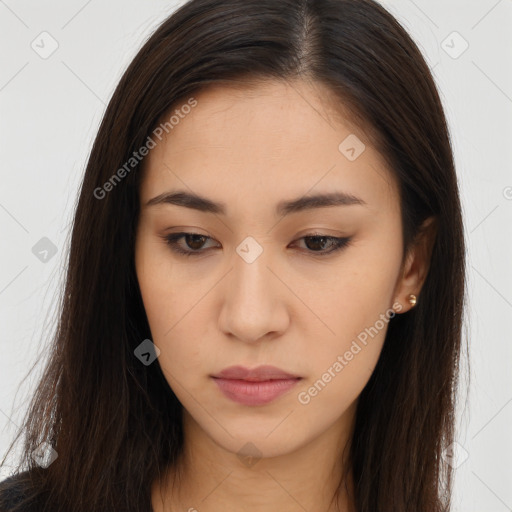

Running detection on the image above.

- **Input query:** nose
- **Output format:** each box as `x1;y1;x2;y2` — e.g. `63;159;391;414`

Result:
217;246;290;344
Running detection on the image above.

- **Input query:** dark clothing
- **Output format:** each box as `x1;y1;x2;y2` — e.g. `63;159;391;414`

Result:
0;471;40;512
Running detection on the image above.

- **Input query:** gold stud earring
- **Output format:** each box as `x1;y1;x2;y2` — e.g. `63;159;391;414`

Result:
408;294;417;307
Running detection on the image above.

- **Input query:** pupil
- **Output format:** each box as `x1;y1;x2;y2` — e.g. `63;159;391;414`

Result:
187;234;206;250
306;236;328;251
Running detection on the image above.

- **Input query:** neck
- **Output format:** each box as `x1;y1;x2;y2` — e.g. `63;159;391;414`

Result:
152;404;357;512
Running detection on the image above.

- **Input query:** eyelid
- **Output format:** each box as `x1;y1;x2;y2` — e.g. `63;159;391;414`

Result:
162;231;352;258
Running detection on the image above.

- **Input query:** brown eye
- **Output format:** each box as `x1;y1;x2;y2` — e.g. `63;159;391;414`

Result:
303;235;336;252
294;235;352;256
164;233;218;256
163;232;351;258
182;234;208;250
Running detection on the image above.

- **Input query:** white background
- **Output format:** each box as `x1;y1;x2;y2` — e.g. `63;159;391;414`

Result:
1;1;511;510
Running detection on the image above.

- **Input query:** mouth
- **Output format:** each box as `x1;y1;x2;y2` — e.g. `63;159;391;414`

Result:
212;364;301;381
211;365;302;406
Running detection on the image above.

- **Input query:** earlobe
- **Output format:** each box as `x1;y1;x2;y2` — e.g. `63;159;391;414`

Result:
392;216;437;313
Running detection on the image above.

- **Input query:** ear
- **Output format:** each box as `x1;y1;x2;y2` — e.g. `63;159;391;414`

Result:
393;216;437;313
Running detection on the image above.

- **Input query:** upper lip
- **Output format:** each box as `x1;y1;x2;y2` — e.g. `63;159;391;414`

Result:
212;365;301;381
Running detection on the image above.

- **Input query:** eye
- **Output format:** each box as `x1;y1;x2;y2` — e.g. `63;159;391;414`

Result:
294;233;352;255
163;232;352;257
163;233;218;257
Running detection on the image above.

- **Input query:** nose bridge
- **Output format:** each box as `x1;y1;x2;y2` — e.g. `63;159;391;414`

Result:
219;235;288;343
233;239;271;302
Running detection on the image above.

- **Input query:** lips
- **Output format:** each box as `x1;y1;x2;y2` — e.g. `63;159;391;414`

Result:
212;365;301;381
211;365;302;406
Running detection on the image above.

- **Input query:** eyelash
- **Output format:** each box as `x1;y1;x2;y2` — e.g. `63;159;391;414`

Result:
163;232;352;258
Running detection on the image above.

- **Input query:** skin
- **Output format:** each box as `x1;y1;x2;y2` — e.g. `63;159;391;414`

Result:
135;78;436;512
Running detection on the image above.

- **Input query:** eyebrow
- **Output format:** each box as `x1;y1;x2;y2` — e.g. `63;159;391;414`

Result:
145;189;367;216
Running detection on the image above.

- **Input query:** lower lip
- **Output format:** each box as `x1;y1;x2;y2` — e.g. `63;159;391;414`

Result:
212;377;301;406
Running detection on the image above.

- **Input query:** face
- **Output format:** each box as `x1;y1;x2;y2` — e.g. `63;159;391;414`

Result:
135;79;410;460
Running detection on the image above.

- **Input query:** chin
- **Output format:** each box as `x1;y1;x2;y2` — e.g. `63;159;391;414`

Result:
201;420;310;462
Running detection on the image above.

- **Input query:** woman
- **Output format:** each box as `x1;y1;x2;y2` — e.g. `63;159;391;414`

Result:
0;0;467;510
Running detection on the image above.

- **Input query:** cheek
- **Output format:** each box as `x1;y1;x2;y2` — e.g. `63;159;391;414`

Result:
135;246;208;367
157;340;201;392
324;233;402;321
136;238;193;335
297;260;399;350
295;307;391;425
296;240;402;398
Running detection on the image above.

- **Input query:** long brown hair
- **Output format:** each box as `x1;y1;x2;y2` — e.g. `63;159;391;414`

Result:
0;0;468;510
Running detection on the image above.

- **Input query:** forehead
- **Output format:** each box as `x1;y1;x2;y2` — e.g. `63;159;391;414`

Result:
139;80;399;217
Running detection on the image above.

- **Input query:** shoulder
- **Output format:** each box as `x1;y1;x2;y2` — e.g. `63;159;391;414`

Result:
0;471;41;512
